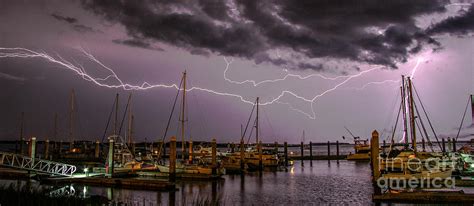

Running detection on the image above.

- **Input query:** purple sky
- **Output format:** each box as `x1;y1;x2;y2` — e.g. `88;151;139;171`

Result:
0;0;473;143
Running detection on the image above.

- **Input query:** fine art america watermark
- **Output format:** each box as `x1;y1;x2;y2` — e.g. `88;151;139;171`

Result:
376;154;457;190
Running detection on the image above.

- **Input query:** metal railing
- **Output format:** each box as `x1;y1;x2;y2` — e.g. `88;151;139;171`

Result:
0;151;76;177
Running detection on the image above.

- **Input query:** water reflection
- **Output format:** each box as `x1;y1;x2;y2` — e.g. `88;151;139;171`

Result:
0;160;374;205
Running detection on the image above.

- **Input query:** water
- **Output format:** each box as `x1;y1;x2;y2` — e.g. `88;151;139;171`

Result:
0;160;373;205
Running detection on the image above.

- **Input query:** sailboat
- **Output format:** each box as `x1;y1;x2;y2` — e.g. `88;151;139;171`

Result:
155;71;224;175
380;76;454;181
222;97;279;172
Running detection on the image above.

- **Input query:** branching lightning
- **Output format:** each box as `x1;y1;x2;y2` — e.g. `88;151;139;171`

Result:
0;47;424;120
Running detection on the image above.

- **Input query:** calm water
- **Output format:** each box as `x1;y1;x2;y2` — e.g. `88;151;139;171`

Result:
0;160;372;205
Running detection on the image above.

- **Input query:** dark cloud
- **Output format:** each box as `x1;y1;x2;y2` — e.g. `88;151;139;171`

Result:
190;48;210;57
81;0;459;70
112;38;164;51
73;24;96;33
51;12;99;33
51;13;78;24
427;5;474;35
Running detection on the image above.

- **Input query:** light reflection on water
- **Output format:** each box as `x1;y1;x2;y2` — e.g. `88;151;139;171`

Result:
69;160;373;205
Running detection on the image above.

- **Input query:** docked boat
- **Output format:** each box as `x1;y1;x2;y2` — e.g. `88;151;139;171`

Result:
346;138;370;161
380;76;454;184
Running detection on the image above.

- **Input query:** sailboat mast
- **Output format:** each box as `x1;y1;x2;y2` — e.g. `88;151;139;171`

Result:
401;76;409;149
407;77;417;152
181;71;187;160
127;103;133;146
471;94;474;127
114;93;119;136
256;97;259;143
69;89;75;151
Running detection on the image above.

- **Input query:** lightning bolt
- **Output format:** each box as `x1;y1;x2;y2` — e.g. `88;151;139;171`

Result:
0;47;424;120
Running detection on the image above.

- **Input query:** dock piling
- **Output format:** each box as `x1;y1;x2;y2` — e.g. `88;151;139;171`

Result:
422;138;426;152
212;138;217;175
442;138;446;153
336;141;339;164
189;140;193;164
370;130;381;195
327;141;330;164
107;138;114;178
300;141;304;167
284;142;288;167
240;140;245;170
448;137;452;152
29;137;36;165
170;136;177;182
274;141;278;155
309;141;313;167
453;138;457;152
258;141;263;171
95;140;100;158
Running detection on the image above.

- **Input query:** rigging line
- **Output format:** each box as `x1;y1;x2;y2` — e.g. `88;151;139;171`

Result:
412;83;442;151
413;95;434;152
262;107;277;142
414;117;427;151
389;100;402;154
383;90;401;141
456;96;471;141
241;99;257;143
246;117;257;145
157;75;184;159
188;78;209;137
117;93;133;155
101;98;116;143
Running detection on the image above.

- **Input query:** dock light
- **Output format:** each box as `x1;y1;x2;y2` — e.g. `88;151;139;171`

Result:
84;168;88;173
154;150;158;154
470;164;474;168
290;151;294;155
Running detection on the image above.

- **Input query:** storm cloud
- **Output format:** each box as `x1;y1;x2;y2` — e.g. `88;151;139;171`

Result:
79;0;457;70
427;4;474;35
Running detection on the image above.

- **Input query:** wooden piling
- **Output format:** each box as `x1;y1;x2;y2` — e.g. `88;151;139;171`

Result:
453;138;457;152
448;137;452;152
44;139;49;160
422;138;426;152
309;141;313;167
231;142;235;153
442;138;446;153
95;140;100;158
258;141;263;171
240;140;245;170
107;138;114;178
327;141;330;164
284;142;288;167
274;141;278;155
336;141;340;164
370;130;381;195
188;140;193;164
300;141;304;166
30;137;36;165
211;138;217;175
169;136;177;182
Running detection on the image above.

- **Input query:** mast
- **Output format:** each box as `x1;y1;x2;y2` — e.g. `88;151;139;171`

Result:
114;93;119;136
69;89;75;151
407;77;417;152
127;95;133;146
471;94;474;127
256;97;259;143
400;76;409;149
181;71;187;160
